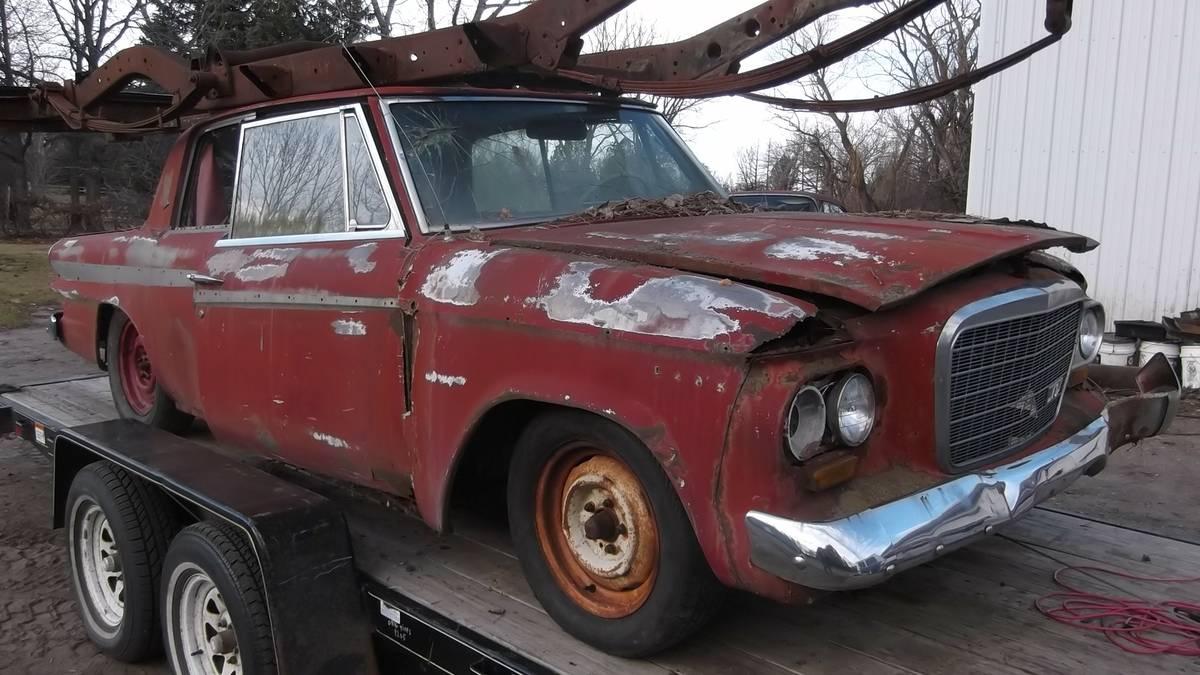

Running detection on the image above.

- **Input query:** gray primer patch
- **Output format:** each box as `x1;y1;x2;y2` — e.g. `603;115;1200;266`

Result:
420;249;506;306
310;430;351;449
425;370;467;387
765;237;883;263
332;319;367;336
586;230;772;245
825;228;901;240
532;262;806;341
235;264;288;282
125;237;186;267
347;243;377;273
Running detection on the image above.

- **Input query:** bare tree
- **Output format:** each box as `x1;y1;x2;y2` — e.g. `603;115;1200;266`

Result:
368;0;402;36
0;0;54;233
582;13;705;129
45;0;148;231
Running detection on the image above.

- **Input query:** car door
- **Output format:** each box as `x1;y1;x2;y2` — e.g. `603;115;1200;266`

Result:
195;103;413;492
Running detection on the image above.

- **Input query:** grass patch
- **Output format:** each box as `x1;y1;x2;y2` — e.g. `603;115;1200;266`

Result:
0;241;59;329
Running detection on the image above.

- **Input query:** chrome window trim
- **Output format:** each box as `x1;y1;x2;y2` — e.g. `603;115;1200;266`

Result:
226;103;406;245
381;95;720;235
174;113;255;230
933;279;1086;472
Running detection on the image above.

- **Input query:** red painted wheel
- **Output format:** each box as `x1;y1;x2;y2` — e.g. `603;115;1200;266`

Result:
117;321;156;416
105;310;192;433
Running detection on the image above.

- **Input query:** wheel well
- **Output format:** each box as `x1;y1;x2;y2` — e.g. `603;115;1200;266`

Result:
52;438;197;529
447;399;575;530
96;303;117;370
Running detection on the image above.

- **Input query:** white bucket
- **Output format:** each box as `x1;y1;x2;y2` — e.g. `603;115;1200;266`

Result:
1139;339;1181;372
1182;343;1200;390
1099;334;1137;366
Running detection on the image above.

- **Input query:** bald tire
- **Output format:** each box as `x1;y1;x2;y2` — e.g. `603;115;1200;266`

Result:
507;410;726;657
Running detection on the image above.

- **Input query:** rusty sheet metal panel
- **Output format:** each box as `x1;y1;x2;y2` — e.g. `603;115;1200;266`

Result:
492;213;1096;310
715;267;1107;601
396;242;816;584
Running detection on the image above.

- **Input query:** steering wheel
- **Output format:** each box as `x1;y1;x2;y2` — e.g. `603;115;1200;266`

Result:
581;173;654;205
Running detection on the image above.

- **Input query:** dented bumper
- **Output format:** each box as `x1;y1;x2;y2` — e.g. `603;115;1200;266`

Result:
744;354;1180;592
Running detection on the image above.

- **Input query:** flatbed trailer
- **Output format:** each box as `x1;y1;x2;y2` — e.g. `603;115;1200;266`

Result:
3;375;1199;674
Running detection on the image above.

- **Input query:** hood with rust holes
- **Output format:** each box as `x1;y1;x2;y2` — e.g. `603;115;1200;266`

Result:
490;213;1097;310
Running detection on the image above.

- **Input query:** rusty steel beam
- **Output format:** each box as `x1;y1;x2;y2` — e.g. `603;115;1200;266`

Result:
575;0;873;80
0;0;1072;134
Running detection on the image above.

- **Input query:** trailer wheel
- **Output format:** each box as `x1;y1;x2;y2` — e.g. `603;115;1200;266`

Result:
507;410;725;657
67;461;180;661
107;310;193;432
163;522;275;675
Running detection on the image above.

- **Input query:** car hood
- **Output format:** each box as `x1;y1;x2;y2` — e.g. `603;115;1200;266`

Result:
491;213;1097;310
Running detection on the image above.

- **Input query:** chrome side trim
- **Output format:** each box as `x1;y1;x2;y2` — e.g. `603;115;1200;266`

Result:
934;280;1085;471
745;415;1109;591
193;289;398;309
51;261;195;287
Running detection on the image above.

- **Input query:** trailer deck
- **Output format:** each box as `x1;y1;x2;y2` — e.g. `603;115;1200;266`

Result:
4;376;1199;674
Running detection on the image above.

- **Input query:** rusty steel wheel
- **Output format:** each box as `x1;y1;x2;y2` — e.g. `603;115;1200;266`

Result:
106;311;193;432
117;319;156;416
534;445;660;618
509;410;725;657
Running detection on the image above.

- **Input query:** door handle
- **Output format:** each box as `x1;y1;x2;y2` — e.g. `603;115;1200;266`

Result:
186;273;224;285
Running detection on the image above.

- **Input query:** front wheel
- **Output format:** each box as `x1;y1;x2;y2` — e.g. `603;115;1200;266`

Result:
507;410;725;657
107;310;192;432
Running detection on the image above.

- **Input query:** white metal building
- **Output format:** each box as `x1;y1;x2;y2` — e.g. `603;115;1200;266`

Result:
967;0;1200;323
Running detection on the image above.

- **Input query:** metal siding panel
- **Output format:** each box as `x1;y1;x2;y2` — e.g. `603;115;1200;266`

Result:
1162;0;1200;316
969;0;1200;322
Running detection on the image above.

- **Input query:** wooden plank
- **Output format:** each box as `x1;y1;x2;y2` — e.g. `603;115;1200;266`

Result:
346;502;673;675
450;514;1023;675
2;376;116;427
1013;508;1200;577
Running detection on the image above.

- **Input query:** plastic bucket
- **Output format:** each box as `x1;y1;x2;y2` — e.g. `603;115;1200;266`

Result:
1182;343;1200;390
1099;333;1137;366
1139;339;1181;372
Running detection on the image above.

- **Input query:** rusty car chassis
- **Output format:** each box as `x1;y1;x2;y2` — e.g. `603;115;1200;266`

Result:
1;0;1185;666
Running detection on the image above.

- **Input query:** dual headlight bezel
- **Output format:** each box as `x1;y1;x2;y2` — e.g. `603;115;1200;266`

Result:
1077;300;1105;363
784;371;876;462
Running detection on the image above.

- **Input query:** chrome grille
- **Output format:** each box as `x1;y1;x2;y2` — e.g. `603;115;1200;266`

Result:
945;302;1081;468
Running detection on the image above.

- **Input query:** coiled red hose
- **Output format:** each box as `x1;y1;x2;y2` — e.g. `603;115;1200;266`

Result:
1036;565;1200;656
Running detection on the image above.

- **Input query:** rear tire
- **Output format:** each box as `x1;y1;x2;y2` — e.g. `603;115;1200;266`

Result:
162;522;276;675
507;410;725;657
67;461;181;661
107;310;192;432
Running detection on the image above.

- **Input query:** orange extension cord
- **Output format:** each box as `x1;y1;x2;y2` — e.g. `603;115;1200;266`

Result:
1036;565;1200;656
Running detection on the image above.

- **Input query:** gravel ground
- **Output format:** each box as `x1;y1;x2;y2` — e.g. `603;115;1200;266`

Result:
0;435;165;674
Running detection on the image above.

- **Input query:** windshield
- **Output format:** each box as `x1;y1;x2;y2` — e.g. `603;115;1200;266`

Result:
388;100;721;229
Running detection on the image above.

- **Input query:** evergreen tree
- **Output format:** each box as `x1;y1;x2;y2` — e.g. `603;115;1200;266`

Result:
142;0;369;53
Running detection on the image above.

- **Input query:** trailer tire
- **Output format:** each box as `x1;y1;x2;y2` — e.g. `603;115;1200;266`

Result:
163;522;276;675
107;310;193;433
508;410;726;657
67;461;180;661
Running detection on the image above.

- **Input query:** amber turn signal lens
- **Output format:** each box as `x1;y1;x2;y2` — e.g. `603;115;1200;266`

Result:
799;450;859;492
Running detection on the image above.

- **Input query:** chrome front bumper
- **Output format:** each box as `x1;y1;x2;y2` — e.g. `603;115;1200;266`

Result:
745;355;1181;592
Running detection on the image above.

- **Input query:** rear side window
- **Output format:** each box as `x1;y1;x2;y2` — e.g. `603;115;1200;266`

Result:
762;195;816;212
233;112;345;238
180;124;239;228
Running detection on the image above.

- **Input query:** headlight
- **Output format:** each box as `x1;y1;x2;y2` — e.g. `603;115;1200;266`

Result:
785;386;826;461
1078;303;1104;362
827;373;875;446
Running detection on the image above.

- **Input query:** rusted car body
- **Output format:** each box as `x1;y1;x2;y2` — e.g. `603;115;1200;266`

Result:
46;87;1179;654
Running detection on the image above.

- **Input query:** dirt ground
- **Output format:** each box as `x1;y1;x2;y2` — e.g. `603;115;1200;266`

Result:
0;325;1197;673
